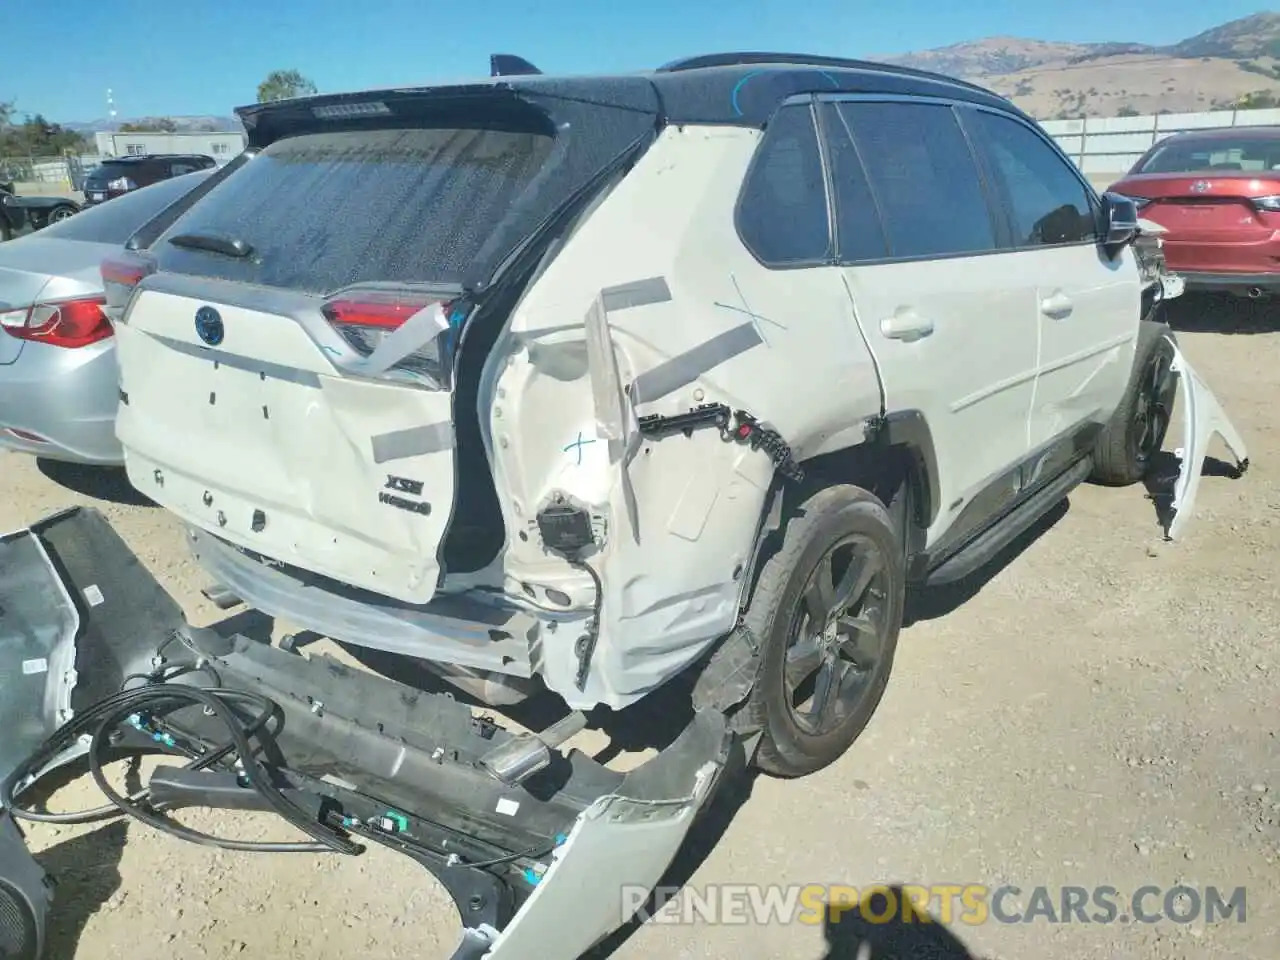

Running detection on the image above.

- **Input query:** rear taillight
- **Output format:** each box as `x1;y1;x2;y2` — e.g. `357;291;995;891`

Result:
1253;195;1280;213
321;289;462;390
0;296;112;348
107;177;135;192
100;253;156;324
1124;195;1152;210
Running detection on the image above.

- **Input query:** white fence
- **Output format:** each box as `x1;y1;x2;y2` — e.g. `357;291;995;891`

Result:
1040;107;1280;178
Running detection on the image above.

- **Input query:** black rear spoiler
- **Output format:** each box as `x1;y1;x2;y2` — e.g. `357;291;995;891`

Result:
234;83;557;150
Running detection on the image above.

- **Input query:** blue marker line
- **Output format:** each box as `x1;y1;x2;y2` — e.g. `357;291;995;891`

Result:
562;431;597;466
730;69;766;117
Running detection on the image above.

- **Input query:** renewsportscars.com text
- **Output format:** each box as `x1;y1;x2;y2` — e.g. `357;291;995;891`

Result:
622;883;1247;926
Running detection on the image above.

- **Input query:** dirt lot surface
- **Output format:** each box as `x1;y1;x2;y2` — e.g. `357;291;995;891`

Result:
1;295;1278;960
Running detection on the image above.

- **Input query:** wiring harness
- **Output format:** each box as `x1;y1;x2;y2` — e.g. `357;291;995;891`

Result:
0;666;362;856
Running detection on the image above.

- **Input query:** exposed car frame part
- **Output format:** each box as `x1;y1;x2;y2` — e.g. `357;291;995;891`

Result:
0;507;735;960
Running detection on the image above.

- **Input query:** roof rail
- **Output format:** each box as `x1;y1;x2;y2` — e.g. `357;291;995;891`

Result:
655;51;993;94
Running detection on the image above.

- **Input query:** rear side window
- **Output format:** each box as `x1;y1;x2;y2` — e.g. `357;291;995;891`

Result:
154;127;555;293
837;101;997;259
818;103;889;263
170;162;200;176
87;162;135;180
965;109;1098;247
736;103;832;266
39;170;212;245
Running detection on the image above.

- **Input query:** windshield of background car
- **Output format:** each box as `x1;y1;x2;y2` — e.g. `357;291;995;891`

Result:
39;170;213;245
1136;136;1280;174
150;126;557;293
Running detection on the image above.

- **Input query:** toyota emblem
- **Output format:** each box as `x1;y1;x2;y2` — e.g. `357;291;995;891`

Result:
194;306;224;346
1190;180;1212;193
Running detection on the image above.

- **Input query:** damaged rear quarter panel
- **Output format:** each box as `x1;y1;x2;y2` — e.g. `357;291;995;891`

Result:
484;124;882;709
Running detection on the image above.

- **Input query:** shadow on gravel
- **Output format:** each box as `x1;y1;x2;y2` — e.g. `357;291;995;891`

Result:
340;640;701;760
35;819;128;960
35;459;155;508
904;498;1070;627
1164;293;1280;334
819;889;980;959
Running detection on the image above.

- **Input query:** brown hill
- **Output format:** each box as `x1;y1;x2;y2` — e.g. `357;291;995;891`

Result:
879;12;1280;118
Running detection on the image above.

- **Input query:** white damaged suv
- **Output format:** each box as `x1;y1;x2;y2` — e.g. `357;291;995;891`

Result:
100;52;1247;780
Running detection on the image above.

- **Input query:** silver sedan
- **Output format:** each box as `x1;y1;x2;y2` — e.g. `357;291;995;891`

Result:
0;170;212;465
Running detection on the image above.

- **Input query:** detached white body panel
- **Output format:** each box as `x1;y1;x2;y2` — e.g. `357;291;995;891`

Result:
1165;338;1250;541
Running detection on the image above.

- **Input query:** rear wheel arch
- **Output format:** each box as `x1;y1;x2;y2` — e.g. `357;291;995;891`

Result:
738;415;940;609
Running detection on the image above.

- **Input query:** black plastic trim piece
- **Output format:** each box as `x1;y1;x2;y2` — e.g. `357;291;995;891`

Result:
926;457;1091;586
878;410;940;529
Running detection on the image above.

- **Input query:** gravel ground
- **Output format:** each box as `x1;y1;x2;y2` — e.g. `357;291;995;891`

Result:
2;295;1278;960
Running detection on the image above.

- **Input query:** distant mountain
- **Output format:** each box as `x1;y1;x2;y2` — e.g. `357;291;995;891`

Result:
1169;12;1280;59
62;115;243;135
880;12;1280;118
880;37;1099;79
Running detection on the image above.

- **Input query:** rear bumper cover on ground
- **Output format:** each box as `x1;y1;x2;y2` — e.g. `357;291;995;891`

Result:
0;507;735;960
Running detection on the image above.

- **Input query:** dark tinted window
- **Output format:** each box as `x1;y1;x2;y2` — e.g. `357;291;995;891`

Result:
170;162;199;176
838;101;997;259
966;110;1097;247
39;170;212;245
736;103;831;266
85;161;138;180
819;103;889;263
153;127;555;293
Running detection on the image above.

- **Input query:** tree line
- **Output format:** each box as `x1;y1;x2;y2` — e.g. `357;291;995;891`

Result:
0;69;318;158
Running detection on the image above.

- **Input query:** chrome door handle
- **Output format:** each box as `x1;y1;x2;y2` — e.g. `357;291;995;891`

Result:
880;311;934;341
1040;292;1074;319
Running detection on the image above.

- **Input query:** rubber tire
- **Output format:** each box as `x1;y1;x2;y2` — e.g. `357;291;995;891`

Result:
46;204;75;224
740;484;905;779
1089;319;1177;487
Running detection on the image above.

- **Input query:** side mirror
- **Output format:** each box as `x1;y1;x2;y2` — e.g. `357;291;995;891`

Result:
1100;192;1139;258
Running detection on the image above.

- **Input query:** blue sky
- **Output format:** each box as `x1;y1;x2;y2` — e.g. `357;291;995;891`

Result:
7;0;1271;122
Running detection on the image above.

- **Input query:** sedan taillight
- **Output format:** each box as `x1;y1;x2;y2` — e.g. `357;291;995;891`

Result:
1252;195;1280;213
0;296;113;348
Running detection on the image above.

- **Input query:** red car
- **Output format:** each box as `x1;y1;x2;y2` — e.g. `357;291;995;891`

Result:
1108;126;1280;298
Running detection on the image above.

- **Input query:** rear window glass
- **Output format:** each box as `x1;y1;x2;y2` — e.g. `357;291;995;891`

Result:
86;161;146;179
153;127;555;293
39;170;211;245
1137;137;1280;174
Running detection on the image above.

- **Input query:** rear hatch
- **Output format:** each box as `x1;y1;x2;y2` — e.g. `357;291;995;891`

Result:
110;83;659;606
